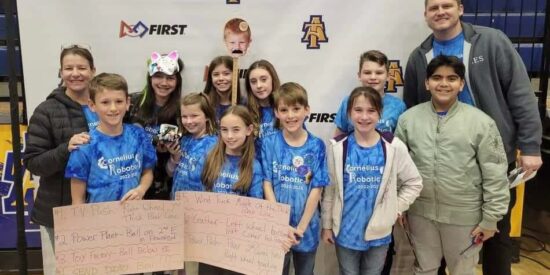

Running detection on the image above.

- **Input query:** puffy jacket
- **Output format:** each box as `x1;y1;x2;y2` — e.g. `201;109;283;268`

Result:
24;87;88;228
395;101;510;230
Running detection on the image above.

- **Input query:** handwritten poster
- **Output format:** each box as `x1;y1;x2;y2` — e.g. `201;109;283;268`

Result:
177;191;290;275
53;200;185;275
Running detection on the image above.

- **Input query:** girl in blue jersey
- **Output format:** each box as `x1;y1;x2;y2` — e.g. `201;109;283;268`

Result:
245;60;281;161
261;82;331;275
333;50;406;136
126;50;184;201
203;56;242;121
246;59;281;139
167;92;218;196
198;105;264;275
66;73;157;204
321;87;422;275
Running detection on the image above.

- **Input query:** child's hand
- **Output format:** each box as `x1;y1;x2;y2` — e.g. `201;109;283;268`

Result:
68;132;90;152
156;141;169;153
321;229;334;245
396;213;407;227
121;187;146;202
280;226;301;252
166;141;182;161
471;226;497;242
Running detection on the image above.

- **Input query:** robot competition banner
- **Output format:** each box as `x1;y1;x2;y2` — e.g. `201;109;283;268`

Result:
17;0;428;139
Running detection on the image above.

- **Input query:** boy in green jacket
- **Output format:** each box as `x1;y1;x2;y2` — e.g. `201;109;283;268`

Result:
395;55;510;275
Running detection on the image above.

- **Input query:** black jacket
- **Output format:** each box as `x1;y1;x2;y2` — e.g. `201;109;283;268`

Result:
23;87;88;228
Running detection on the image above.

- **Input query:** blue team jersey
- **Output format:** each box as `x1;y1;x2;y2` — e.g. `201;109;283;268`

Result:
255;106;279;163
336;135;391;250
433;32;475;106
211;154;264;198
172;135;217;196
143;124;160;142
81;105;99;130
259;107;277;139
261;131;331;252
215;104;231;123
65;124;157;203
334;94;406;134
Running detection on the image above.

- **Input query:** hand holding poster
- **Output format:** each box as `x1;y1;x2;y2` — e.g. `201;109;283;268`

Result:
177;191;290;275
53;201;185;275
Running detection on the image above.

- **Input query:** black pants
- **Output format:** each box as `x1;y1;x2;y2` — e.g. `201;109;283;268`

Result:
481;187;516;275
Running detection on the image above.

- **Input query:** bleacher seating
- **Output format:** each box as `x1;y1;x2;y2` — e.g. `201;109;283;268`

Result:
462;0;546;74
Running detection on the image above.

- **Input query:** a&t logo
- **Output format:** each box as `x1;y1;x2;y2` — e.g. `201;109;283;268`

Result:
387;60;404;93
301;15;328;49
120;20;187;38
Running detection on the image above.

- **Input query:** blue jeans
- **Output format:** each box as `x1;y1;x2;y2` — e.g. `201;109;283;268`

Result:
282;250;317;275
335;244;389;275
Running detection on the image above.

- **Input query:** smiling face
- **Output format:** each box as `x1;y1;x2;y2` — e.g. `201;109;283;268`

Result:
425;0;464;38
151;72;177;103
60;53;95;94
350;95;380;136
274;102;310;135
358;61;388;94
90;88;130;133
212;64;232;95
248;68;273;104
425;65;465;112
181;103;208;138
220;113;253;155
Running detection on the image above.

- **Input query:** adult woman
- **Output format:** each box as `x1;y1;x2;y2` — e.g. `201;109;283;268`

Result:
24;45;96;275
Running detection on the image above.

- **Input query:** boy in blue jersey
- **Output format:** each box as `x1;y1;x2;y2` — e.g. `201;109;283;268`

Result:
262;82;331;275
66;73;157;204
334;50;406;135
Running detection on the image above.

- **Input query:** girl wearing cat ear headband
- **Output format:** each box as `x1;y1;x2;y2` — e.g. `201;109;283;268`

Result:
125;50;184;202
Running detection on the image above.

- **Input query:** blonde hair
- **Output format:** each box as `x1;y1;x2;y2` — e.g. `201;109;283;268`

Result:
179;92;217;136
201;106;256;193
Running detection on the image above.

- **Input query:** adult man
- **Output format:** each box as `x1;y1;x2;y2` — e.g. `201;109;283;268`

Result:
403;0;543;274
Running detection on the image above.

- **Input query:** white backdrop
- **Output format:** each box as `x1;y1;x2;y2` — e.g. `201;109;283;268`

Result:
18;1;430;274
18;0;429;140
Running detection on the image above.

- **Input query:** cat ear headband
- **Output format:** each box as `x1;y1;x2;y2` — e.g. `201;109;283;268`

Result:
148;50;180;76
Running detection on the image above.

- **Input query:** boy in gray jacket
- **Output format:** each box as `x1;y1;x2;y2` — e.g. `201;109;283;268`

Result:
396;55;509;275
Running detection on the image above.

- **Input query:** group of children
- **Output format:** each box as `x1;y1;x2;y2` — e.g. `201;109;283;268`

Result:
54;43;509;275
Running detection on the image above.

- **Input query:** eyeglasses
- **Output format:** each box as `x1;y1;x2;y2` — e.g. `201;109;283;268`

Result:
60;43;92;52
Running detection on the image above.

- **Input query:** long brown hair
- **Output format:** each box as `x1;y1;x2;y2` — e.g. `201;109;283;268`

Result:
133;56;184;126
203;56;241;108
245;59;280;134
201;106;256;193
179;92;217;136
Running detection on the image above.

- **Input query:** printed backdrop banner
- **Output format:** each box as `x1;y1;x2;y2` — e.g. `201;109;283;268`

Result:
15;0;430;271
0;125;40;248
17;0;429;140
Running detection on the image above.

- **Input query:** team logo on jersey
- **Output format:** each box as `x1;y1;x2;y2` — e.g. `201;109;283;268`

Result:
226;0;240;4
119;20;187;38
97;157;108;169
387;60;404;93
301;15;328;49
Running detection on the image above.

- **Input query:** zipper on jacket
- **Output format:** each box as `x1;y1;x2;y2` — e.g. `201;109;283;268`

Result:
434;116;441;219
